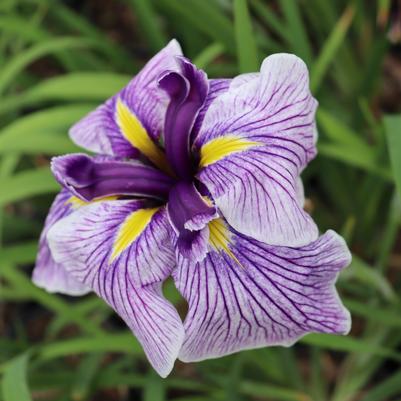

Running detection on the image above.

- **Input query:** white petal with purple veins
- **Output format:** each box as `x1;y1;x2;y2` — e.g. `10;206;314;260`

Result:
32;189;90;296
174;225;351;363
47;200;183;377
196;54;318;247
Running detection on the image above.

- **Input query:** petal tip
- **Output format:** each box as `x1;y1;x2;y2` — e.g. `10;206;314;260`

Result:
261;52;309;73
166;38;183;56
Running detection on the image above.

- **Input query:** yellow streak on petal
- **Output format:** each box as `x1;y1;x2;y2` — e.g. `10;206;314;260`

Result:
116;98;171;174
199;135;263;168
208;218;243;268
202;196;213;207
110;207;159;262
66;196;118;209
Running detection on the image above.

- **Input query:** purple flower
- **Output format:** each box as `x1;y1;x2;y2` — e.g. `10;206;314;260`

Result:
33;40;351;377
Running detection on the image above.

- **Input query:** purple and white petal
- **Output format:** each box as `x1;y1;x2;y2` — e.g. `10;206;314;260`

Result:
47;200;183;377
229;72;259;89
32;190;90;296
69;40;182;158
195;54;318;247
175;226;210;263
295;177;305;207
174;226;351;362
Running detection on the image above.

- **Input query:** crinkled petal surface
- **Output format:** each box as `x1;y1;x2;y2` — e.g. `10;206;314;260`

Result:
69;40;182;158
174;225;351;363
195;54;318;247
32;189;90;296
47;199;183;377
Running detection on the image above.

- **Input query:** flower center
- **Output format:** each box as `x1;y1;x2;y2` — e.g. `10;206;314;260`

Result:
52;57;213;258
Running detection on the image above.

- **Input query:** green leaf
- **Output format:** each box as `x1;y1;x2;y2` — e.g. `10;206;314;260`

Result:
0;167;59;206
1;354;32;401
194;43;224;70
344;299;401;328
340;255;396;301
0;37;96;95
0;263;103;337
0;104;93;135
71;354;103;401
0;74;130;115
47;2;131;68
239;380;311;401
376;193;401;270
234;0;259;73
359;370;401;401
24;73;131;103
384;115;401;195
249;0;289;42
0;104;94;155
301;334;401;362
157;0;235;53
0;15;47;42
0;133;79;155
128;0;166;51
317;108;369;148
279;0;313;64
316;108;392;178
39;334;141;360
144;372;166;401
318;142;391;181
310;5;355;91
0;242;38;265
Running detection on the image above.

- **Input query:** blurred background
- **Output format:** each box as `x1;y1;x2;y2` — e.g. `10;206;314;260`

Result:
1;0;401;400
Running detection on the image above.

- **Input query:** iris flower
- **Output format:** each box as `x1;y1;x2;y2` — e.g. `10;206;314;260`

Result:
33;40;351;377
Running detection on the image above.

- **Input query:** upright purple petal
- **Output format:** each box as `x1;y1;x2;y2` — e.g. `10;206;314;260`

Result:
174;222;351;362
195;54;318;247
32;190;90;296
159;57;208;179
47;200;183;377
69;40;182;158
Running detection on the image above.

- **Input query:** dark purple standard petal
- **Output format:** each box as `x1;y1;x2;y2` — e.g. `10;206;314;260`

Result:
51;154;175;202
159;57;209;179
167;181;217;261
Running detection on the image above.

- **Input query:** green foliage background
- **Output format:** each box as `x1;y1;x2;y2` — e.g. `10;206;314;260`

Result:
1;0;401;400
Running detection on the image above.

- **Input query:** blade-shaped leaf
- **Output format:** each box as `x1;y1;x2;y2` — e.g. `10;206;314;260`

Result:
1;354;32;401
234;0;259;72
0;37;95;95
0;167;59;206
384;115;401;195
